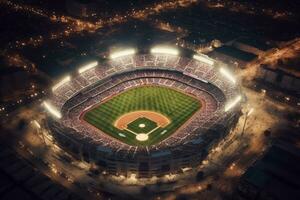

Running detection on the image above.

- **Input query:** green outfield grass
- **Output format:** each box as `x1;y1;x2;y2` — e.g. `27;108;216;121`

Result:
83;86;201;146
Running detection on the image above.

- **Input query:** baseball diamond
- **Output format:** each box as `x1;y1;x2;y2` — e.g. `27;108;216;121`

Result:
82;86;201;146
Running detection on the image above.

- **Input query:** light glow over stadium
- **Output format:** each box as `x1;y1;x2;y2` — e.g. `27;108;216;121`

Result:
43;101;62;119
110;48;136;59
225;95;242;112
51;75;71;91
78;61;98;74
220;67;236;84
193;54;214;66
150;46;179;55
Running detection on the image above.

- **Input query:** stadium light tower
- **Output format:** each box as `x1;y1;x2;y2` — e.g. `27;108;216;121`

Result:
110;48;136;59
225;95;242;112
193;54;214;66
52;75;71;92
78;61;98;74
241;108;254;137
220;67;236;84
150;46;179;56
43;101;62;119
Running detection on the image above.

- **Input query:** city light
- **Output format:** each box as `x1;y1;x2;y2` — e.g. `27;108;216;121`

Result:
225;95;242;112
193;54;214;66
43;101;62;119
78;61;98;74
150;46;179;55
52;75;71;92
110;49;136;59
220;67;236;84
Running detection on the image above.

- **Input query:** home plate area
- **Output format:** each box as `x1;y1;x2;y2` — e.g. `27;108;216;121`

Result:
114;111;170;142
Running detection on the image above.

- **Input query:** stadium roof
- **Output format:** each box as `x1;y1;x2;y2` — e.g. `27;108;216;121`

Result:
212;46;257;62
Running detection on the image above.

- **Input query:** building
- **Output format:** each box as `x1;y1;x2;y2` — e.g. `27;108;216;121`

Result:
234;143;300;200
256;65;300;96
231;37;274;56
208;46;257;68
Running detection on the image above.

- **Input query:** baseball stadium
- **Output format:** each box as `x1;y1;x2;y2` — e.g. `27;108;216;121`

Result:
44;46;242;178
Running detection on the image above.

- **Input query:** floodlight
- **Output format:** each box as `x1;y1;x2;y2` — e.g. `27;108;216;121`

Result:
220;67;236;83
193;54;214;66
52;76;71;92
43;101;62;119
110;48;136;59
150;46;179;55
225;95;242;112
78;61;98;74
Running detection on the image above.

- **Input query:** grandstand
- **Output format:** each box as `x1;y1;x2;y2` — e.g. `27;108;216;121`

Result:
44;47;242;178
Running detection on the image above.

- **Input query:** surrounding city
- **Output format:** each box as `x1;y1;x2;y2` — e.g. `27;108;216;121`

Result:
0;0;299;200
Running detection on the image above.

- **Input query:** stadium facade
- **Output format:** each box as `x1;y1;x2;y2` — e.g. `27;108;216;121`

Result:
44;46;242;178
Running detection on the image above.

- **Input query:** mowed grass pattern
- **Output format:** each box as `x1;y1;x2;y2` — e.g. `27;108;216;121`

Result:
83;86;201;146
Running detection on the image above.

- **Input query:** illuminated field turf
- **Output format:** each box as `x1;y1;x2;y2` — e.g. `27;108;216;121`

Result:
83;86;201;146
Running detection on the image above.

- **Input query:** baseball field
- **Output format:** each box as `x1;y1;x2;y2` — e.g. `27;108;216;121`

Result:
82;86;201;146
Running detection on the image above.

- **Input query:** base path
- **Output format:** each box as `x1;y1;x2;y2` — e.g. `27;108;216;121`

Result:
114;110;171;130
